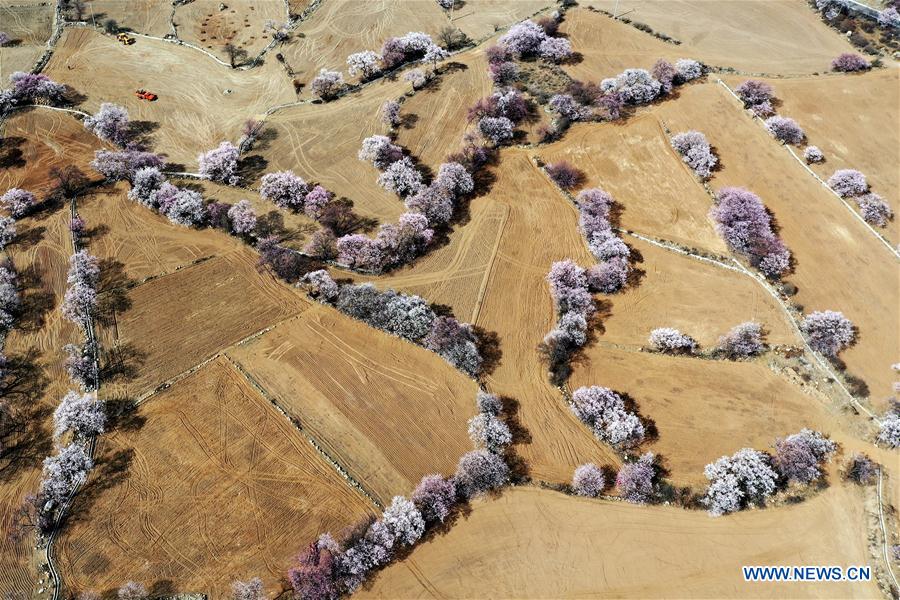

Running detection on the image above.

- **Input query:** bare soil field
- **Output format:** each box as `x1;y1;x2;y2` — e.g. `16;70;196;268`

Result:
227;304;479;504
540;112;728;254
583;1;856;75
0;2;53;80
726;70;900;245
0;108;105;196
77;183;246;283
569;346;844;486
57;357;375;597
0;202;78;597
655;83;899;408
109;249;309;396
42;28;296;166
363;485;880;599
261;76;410;224
591;236;797;349
87;0;173;37
175;0;288;62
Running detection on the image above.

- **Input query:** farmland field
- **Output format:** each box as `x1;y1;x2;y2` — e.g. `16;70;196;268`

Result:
1;0;897;597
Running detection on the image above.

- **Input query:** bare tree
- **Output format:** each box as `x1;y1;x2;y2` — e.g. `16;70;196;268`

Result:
223;43;248;68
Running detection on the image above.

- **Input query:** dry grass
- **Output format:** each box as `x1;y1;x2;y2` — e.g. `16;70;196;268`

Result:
656;83;899;409
0;3;54;80
175;0;288;62
57;357;375;597
228;304;479;504
42;28;297;166
108;249;310;396
363;485;880;599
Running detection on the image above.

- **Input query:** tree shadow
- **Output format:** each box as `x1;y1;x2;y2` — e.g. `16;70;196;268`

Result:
0;136;26;169
400;113;419;130
473;325;502;376
237;154;268;182
97;259;133;324
0;351;53;483
126;120;160;150
62;446;135;530
100;342;146;383
12;262;55;333
252;126;279;151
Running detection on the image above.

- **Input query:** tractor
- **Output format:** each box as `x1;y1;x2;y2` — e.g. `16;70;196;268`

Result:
116;33;135;45
134;89;157;101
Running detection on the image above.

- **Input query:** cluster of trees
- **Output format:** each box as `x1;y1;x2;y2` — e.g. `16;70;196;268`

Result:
541;59;702;140
198;141;240;185
349;135;476;271
540;259;594;385
670;131;718;179
800;310;855;357
827;169;893;227
576;188;630;293
831;52;871;72
570;386;644;448
288;389;510;598
709;187;791;279
497;18;572;63
648;322;765;359
1;188;37;219
0;72;67;113
467;88;529;146
301;271;483;376
60;250;100;332
703;429;836;516
83;103;131;146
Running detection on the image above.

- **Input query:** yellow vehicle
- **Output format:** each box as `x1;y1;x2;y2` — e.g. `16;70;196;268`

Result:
116;33;135;45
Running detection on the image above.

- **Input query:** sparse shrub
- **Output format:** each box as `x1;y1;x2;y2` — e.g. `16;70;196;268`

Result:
718;322;764;358
648;327;696;353
703;448;777;516
831;52;870;72
572;463;605;497
772;429;836;484
800;310;854;356
616;453;655;504
803;146;824;164
545;161;582;190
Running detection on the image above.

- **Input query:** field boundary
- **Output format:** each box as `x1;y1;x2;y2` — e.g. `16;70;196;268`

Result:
877;468;899;590
715;79;899;260
223;354;384;509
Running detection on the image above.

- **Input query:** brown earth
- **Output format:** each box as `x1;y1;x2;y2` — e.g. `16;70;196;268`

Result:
582;1;856;75
176;0;288;62
655;82;900;409
570;346;847;487
42;28;297;166
227;304;479;504
0;2;54;80
57;357;375;597
726;70;900;245
107;248;309;397
363;485;881;599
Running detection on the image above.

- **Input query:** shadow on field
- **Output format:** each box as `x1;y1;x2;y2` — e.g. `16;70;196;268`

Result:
0;351;53;483
13;262;56;333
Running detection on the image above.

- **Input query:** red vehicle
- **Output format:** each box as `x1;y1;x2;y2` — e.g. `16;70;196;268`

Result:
134;89;157;101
